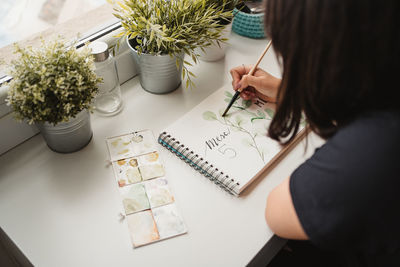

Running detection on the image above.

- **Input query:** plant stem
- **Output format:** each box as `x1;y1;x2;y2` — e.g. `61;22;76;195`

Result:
216;116;265;163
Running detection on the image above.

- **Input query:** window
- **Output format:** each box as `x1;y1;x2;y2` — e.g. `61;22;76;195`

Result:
0;0;118;77
0;0;130;155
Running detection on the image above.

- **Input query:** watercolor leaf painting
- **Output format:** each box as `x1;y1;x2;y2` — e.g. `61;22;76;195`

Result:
201;92;277;163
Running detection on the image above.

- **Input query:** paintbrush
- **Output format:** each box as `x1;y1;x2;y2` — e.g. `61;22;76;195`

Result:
222;40;272;117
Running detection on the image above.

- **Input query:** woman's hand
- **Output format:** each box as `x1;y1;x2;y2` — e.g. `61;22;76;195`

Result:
230;65;281;103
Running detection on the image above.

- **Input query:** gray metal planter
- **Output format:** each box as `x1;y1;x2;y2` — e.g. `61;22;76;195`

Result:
127;38;183;94
37;109;93;153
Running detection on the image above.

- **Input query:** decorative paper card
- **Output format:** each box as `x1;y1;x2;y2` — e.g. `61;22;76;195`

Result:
120;183;150;215
139;164;165;180
152;204;187;240
107;134;134;160
113;158;142;187
144;178;175;208
106;129;187;248
112;152;165;187
159;87;307;195
106;130;158;161
126;210;160;247
131;130;158;156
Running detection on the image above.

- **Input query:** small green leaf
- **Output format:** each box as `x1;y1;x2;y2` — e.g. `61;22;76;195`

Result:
241;138;253;147
224;91;233;98
202;111;217;121
235;115;243;126
251;117;263;123
243;99;252;109
182;68;186;79
183;60;193;66
256;110;265;119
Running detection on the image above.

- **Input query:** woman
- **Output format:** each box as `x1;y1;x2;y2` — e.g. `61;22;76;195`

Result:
230;0;399;266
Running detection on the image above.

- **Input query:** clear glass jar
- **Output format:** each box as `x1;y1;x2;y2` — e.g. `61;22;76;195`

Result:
89;41;123;116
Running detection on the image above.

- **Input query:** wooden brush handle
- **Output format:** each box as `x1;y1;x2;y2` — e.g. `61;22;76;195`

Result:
248;40;272;76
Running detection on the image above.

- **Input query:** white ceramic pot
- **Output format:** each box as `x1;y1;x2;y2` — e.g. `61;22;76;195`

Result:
196;22;232;62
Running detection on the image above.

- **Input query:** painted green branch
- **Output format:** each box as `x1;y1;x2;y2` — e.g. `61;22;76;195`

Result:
216;116;265;163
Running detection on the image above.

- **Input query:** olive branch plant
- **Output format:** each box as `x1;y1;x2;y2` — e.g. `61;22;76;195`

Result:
110;0;235;88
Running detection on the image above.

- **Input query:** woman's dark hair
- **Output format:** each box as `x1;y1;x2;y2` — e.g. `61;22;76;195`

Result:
264;0;400;144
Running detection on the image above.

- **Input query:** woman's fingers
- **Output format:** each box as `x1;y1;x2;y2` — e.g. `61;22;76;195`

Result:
229;65;280;103
230;65;253;89
238;74;263;91
240;89;256;100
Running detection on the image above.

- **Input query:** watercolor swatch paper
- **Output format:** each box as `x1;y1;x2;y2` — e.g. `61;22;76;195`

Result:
126;210;160;247
138;152;161;164
120;183;150;215
152;204;187;239
144;178;174;208
139;164;165;180
113;158;142;187
106;130;158;161
112;152;166;187
106;129;187;248
131;131;158;156
107;134;134;160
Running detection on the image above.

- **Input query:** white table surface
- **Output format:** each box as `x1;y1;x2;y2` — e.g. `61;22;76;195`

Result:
0;32;324;267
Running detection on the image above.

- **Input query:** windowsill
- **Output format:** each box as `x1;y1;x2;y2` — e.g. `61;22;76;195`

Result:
0;3;117;77
0;4;138;156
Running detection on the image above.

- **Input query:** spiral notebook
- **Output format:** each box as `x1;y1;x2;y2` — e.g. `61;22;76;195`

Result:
158;87;307;196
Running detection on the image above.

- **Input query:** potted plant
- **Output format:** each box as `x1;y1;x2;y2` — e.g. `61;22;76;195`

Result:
196;0;240;62
112;0;233;93
5;38;102;153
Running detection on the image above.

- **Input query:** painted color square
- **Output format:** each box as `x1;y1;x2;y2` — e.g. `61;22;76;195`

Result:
120;184;150;215
139;164;165;180
126;210;160;247
131;130;157;156
107;134;134;161
152;204;187;240
144;178;175;208
138;152;162;165
113;158;142;187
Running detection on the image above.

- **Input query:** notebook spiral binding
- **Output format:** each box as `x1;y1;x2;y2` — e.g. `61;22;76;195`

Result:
158;132;239;196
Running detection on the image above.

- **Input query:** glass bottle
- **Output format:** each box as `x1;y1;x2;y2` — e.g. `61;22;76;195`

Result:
89;41;123;116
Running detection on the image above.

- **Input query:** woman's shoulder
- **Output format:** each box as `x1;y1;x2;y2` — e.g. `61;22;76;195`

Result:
326;109;400;161
335;109;400;142
290;110;400;256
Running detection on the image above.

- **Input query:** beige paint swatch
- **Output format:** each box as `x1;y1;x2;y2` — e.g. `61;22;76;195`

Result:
113;157;142;187
131;130;157;156
107;134;134;160
126;210;160;247
139;164;165;180
121;184;150;215
145;178;174;208
152;204;187;239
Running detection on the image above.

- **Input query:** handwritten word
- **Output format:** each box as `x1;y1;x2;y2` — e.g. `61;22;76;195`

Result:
205;128;231;150
254;98;267;108
204;128;236;158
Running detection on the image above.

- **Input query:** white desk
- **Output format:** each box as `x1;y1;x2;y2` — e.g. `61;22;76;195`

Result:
0;33;324;267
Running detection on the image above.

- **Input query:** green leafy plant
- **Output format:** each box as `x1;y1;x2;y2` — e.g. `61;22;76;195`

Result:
206;0;241;25
112;0;234;88
5;38;102;125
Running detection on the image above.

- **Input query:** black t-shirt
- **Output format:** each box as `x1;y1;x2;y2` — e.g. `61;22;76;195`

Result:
290;110;400;266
